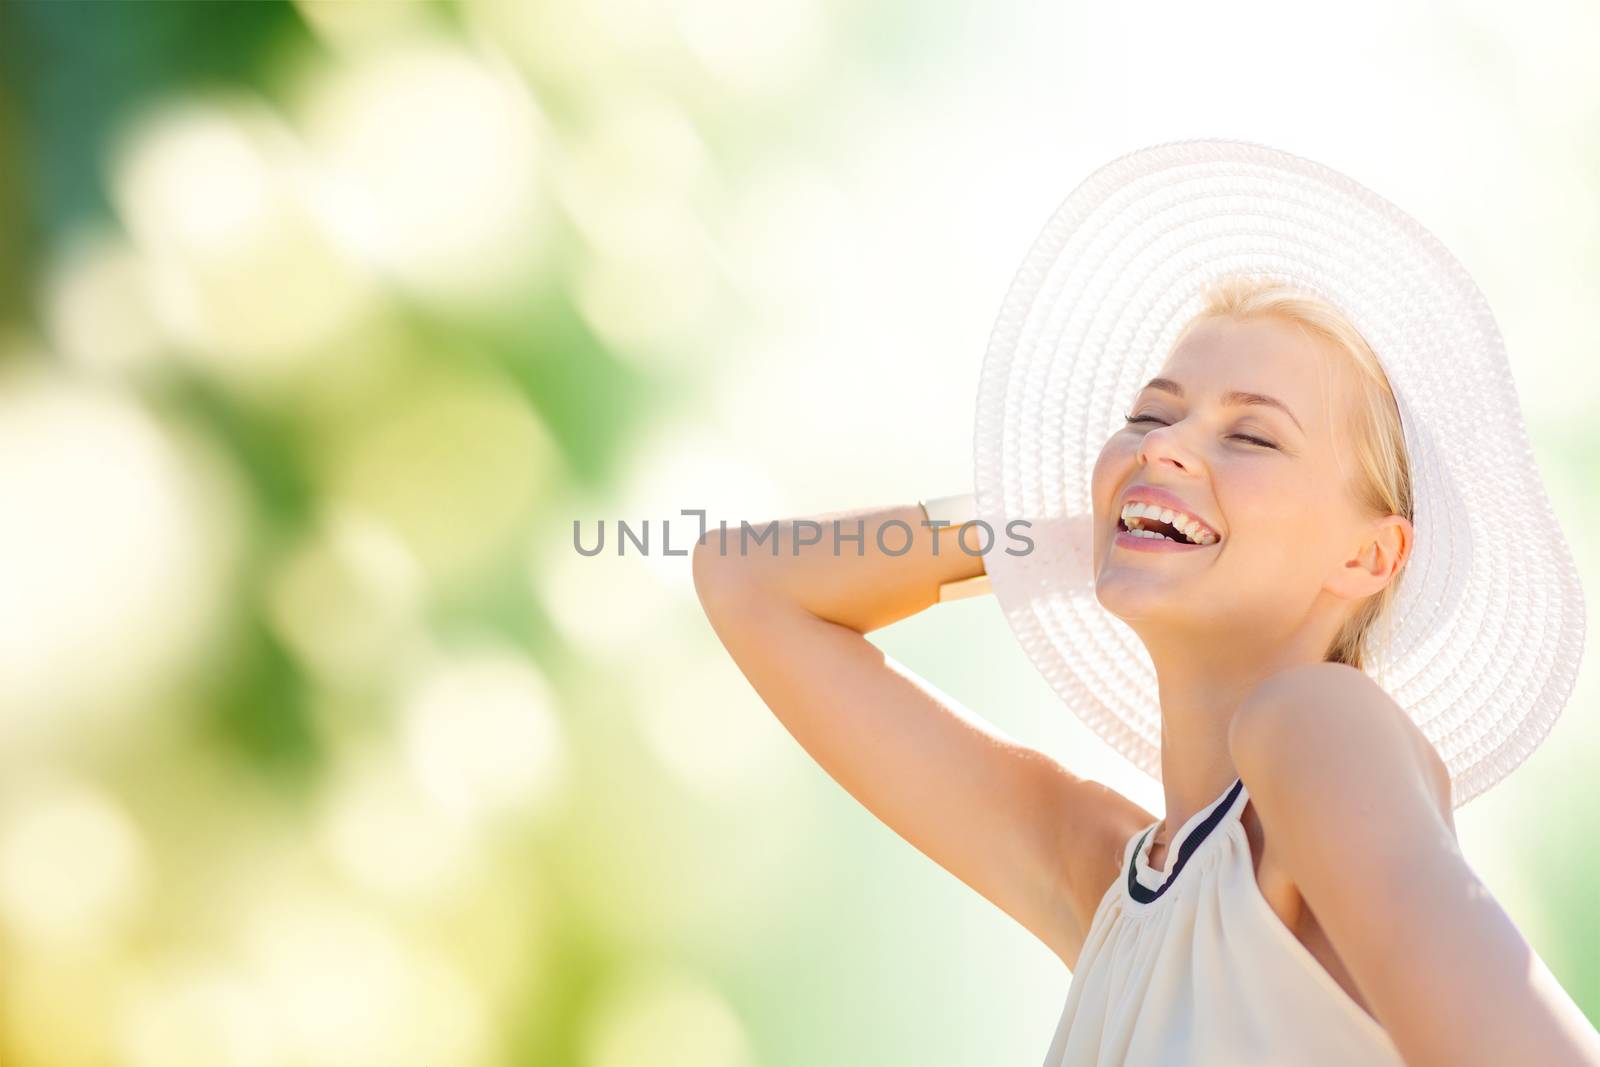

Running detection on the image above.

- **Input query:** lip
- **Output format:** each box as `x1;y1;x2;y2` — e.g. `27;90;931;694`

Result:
1114;527;1214;553
1114;484;1221;547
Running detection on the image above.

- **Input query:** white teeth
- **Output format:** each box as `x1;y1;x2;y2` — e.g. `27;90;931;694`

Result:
1118;499;1219;545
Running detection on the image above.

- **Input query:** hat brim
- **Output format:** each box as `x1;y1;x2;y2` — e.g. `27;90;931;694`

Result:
972;138;1585;807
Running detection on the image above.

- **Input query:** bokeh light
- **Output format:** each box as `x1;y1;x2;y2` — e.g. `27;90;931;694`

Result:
320;368;555;586
400;647;567;824
0;777;148;948
0;373;236;748
317;745;479;903
42;228;166;379
579;964;756;1067
298;40;552;307
239;894;491;1067
265;507;426;687
111;97;376;394
117;960;276;1067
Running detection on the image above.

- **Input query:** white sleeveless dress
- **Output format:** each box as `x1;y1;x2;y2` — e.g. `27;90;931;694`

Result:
1043;775;1408;1066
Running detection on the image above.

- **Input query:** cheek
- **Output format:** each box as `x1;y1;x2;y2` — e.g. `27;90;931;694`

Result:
1090;435;1137;504
1223;469;1338;562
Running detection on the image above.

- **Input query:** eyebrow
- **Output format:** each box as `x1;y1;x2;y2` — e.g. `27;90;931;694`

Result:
1140;377;1305;434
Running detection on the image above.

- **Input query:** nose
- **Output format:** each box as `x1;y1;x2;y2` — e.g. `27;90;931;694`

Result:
1136;421;1197;474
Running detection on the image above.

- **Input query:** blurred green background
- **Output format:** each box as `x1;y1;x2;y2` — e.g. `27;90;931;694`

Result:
0;1;1595;1064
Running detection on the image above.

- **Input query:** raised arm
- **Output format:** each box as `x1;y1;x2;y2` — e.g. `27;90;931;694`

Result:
1229;661;1600;1067
691;504;1149;968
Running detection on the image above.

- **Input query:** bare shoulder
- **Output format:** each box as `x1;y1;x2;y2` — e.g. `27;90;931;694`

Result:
1228;661;1454;844
1226;664;1600;1065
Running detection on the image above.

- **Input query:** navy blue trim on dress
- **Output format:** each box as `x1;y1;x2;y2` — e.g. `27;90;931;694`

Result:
1126;777;1244;904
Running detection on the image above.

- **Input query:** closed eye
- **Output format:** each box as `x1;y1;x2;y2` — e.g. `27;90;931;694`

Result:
1122;413;1279;450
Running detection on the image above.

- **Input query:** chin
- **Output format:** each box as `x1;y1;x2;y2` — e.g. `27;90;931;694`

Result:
1093;569;1206;630
1093;571;1163;621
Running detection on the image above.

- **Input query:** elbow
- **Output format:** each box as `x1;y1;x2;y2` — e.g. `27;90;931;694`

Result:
692;530;766;620
692;535;733;613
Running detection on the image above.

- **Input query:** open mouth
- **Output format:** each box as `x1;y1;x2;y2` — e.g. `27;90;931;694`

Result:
1117;515;1207;546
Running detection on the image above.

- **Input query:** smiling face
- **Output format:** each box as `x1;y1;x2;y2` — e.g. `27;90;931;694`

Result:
1090;313;1398;652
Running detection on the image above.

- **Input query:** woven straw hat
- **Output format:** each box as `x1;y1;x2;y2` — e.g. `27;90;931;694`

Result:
972;138;1585;807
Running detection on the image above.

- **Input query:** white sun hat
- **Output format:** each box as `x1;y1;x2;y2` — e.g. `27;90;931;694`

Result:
971;138;1585;807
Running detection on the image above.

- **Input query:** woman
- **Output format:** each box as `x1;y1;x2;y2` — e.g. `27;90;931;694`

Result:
692;141;1600;1065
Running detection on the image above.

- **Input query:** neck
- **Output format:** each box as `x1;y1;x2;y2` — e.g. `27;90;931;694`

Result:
1140;620;1333;839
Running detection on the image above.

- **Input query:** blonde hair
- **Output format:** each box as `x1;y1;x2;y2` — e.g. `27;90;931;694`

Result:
1179;274;1414;673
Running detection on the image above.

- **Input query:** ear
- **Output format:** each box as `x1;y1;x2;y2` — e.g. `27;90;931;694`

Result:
1326;513;1412;600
